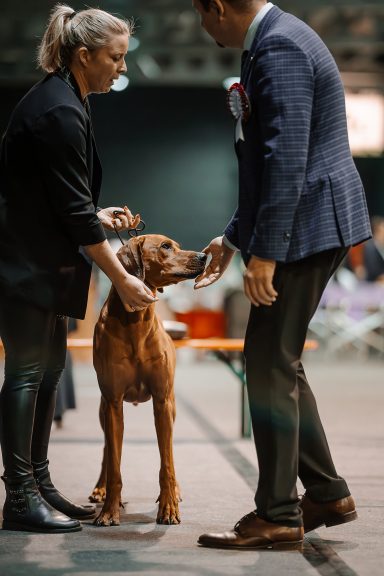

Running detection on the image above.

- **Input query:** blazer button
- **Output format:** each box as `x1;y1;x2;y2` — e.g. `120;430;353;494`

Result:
283;232;291;242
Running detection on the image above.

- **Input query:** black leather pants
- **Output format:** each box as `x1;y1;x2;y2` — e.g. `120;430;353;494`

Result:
0;296;67;483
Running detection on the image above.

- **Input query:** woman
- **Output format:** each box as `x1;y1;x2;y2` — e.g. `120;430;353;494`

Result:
0;4;156;533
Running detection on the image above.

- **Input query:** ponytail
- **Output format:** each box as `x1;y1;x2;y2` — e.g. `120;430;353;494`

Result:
37;3;131;73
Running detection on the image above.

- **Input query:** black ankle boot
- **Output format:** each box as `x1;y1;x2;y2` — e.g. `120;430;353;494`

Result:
2;477;81;533
34;461;96;520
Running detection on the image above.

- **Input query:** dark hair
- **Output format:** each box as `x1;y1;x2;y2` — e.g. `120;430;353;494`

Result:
198;0;258;11
38;3;132;73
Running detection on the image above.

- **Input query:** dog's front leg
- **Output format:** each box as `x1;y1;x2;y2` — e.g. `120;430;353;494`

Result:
94;398;124;527
89;396;107;503
153;395;180;525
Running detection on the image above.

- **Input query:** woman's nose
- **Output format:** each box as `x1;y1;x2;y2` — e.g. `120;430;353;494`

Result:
119;60;127;74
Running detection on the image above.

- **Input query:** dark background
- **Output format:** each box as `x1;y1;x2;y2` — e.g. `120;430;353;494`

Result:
2;84;383;250
1;0;384;249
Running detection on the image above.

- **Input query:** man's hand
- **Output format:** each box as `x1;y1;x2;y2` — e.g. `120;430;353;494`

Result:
97;205;140;232
244;256;278;306
194;236;235;289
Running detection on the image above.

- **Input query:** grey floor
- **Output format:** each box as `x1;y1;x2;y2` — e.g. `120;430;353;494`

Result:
0;350;383;576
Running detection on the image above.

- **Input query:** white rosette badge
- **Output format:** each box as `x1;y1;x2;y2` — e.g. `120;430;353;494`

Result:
227;82;251;142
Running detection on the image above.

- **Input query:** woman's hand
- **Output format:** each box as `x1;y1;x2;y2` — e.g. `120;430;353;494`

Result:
115;274;157;312
97;205;140;232
83;239;157;313
194;236;235;289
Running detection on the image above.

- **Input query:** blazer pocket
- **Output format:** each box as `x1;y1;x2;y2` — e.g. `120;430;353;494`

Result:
328;169;364;245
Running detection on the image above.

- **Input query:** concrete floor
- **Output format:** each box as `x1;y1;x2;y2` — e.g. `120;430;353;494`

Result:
0;350;383;576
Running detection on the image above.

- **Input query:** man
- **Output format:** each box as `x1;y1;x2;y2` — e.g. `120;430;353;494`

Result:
192;0;371;550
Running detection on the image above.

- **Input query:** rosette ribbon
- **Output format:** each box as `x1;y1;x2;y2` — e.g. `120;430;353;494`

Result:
227;82;251;142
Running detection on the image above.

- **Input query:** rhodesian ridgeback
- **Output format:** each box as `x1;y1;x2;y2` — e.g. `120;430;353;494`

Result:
90;234;206;526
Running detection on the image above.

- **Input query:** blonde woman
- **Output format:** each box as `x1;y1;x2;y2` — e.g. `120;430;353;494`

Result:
0;4;156;533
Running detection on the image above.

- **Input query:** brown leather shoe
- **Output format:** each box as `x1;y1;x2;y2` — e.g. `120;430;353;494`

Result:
300;494;357;533
198;511;303;550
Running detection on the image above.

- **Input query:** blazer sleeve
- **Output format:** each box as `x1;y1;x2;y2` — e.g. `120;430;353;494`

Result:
248;35;314;261
34;103;106;247
224;208;240;249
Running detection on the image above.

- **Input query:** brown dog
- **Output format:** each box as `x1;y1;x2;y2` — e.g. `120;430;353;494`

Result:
90;234;206;526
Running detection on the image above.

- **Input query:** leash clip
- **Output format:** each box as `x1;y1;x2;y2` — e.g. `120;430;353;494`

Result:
112;210;146;245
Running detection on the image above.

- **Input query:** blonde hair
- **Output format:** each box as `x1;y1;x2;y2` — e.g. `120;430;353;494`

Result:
37;4;132;73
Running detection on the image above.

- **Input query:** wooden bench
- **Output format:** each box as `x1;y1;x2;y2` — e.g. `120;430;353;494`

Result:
176;338;318;437
0;337;318;438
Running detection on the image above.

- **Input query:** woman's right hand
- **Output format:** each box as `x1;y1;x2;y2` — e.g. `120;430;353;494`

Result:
83;239;157;313
115;274;157;312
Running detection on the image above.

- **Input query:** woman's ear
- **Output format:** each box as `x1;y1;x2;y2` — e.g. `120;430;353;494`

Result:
77;46;90;67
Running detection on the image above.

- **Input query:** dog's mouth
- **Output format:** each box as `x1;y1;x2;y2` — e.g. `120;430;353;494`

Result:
173;261;206;279
173;270;202;279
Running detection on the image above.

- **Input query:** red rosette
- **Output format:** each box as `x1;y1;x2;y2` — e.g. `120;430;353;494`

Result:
227;82;251;122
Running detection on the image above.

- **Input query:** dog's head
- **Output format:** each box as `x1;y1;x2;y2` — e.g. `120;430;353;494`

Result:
116;234;207;291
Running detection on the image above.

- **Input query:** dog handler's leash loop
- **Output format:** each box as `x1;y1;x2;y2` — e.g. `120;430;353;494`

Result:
112;210;146;245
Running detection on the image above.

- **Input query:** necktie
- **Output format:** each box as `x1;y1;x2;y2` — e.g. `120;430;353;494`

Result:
241;50;249;73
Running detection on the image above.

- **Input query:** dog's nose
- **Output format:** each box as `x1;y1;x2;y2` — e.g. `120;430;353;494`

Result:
197;252;207;262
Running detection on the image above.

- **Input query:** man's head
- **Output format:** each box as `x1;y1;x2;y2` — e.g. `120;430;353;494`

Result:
192;0;265;48
197;0;256;10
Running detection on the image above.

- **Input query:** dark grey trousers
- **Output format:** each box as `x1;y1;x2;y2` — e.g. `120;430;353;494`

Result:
244;247;350;526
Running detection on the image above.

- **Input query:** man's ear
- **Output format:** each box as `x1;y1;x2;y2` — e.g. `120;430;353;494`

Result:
117;237;145;282
211;0;225;18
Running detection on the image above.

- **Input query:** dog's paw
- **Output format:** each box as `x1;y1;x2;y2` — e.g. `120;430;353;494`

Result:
89;487;106;503
93;508;121;527
156;497;181;525
175;483;183;503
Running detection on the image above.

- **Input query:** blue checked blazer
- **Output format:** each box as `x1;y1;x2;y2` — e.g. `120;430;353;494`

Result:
224;6;371;263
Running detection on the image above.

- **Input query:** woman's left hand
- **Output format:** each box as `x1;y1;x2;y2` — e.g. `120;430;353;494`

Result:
97;205;140;232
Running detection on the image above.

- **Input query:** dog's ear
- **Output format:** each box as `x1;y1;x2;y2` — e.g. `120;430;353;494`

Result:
116;237;145;282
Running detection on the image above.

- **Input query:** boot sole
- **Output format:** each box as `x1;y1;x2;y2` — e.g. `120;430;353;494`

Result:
69;512;96;520
304;510;358;533
2;520;82;533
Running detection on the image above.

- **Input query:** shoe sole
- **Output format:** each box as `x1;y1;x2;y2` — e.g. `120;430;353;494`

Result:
198;540;304;551
2;520;82;533
69;513;96;520
304;510;358;533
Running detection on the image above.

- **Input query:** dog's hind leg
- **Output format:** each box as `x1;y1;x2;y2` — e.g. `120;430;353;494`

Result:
153;392;181;525
89;396;108;503
94;397;124;527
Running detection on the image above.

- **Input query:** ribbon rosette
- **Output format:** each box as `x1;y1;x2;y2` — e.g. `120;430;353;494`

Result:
227;82;251;142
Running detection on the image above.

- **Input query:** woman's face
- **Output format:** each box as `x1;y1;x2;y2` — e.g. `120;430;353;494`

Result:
84;33;129;94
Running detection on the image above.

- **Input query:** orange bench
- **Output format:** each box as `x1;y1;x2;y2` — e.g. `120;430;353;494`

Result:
175;338;317;437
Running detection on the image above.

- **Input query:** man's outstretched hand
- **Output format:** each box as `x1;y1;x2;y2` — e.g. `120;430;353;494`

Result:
194;236;235;289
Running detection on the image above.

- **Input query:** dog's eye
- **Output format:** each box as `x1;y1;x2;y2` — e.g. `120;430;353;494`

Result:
161;243;172;250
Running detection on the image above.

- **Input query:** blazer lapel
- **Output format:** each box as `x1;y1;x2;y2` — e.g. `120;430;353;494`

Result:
241;6;284;86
